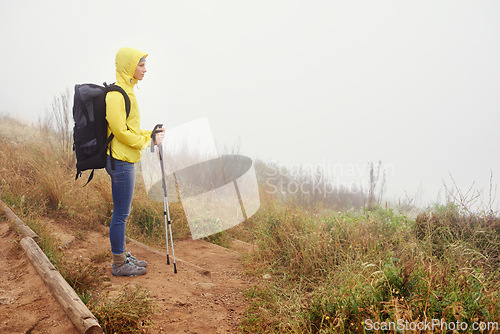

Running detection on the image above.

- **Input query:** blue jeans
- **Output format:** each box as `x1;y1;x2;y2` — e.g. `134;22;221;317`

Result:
106;155;135;255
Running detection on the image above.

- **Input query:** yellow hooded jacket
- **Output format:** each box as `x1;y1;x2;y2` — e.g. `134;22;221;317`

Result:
106;47;152;163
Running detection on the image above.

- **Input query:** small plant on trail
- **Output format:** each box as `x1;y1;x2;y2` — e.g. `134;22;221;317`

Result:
203;230;231;248
89;285;157;334
59;258;107;297
91;250;111;264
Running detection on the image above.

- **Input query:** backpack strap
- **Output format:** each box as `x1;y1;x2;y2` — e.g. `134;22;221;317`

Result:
82;169;95;187
103;82;131;170
105;83;131;118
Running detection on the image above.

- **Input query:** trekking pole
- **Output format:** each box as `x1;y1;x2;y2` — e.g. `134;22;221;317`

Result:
158;142;177;273
151;124;177;273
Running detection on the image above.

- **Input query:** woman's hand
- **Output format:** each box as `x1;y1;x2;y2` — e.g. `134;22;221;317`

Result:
154;128;165;146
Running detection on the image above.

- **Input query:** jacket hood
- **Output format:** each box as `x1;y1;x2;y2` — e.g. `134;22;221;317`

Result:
115;47;148;87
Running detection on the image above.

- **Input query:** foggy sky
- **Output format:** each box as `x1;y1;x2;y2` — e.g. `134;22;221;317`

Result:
1;0;499;208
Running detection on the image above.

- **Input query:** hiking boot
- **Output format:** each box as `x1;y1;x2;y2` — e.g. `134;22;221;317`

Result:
126;252;147;267
111;259;147;276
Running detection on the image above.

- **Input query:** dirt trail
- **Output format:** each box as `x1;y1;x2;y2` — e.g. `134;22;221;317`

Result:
1;215;255;333
0;219;78;334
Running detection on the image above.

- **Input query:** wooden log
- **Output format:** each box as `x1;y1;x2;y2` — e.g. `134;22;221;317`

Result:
0;200;40;241
20;236;102;334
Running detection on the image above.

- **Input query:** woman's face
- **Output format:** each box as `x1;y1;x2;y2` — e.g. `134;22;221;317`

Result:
134;61;147;80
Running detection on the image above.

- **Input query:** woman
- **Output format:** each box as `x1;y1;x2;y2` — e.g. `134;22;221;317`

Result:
105;47;164;276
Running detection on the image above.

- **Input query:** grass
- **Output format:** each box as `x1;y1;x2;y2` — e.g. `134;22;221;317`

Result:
238;204;500;333
89;285;157;334
2;114;500;333
59;258;108;297
91;250;111;264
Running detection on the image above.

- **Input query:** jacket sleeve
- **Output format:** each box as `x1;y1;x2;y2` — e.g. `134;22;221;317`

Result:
106;92;152;150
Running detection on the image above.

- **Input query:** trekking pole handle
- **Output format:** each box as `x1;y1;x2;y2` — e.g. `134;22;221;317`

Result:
150;124;164;152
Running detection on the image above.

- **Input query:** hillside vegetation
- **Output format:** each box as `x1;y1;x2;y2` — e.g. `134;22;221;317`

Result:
1;114;499;333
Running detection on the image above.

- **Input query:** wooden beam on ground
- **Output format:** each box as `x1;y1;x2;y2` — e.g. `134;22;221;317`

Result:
229;237;257;253
0;200;39;241
20;236;102;334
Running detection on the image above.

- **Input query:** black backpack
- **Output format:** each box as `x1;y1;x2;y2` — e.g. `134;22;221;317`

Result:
72;82;130;185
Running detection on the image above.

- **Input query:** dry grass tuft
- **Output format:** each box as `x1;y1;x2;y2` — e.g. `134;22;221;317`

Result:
89;285;157;334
